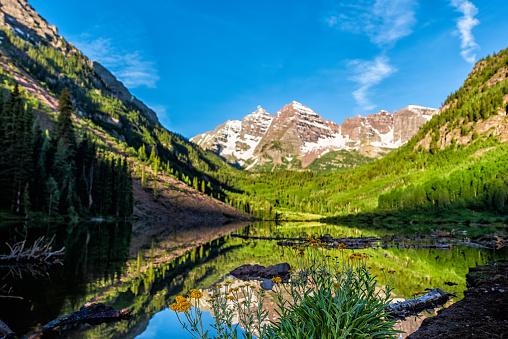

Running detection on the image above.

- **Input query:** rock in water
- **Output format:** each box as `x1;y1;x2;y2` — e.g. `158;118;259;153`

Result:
230;263;291;280
230;264;266;280
260;279;274;291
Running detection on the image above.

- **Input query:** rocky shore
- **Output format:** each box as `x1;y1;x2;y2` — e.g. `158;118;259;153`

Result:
408;260;508;338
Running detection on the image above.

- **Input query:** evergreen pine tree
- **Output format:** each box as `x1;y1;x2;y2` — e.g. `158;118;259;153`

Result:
55;88;75;148
46;176;60;216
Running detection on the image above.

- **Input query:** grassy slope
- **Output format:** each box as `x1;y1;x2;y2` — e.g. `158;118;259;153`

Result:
306;149;376;174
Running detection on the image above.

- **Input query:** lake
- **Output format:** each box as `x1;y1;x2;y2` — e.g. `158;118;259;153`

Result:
0;220;507;338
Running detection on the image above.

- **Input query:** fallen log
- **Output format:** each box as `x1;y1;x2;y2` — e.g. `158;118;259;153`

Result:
231;233;380;243
386;288;455;317
42;302;132;329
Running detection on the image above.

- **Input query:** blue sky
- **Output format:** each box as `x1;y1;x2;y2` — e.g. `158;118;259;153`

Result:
29;0;508;138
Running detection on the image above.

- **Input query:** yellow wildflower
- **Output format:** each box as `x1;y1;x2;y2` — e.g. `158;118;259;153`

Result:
189;289;203;299
175;296;187;304
178;300;192;312
171;296;193;313
271;276;282;284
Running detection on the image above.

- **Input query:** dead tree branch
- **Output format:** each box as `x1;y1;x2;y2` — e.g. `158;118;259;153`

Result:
0;236;64;264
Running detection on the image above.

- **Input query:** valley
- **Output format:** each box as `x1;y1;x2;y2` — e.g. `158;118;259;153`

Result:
0;0;507;338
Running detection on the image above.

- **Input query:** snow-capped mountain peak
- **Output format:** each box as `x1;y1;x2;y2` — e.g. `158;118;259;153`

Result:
191;102;438;169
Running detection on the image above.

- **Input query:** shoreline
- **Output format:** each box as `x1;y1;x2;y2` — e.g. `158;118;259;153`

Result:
408;259;508;338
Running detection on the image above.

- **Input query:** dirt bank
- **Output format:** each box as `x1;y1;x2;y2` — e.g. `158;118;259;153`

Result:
408;260;508;338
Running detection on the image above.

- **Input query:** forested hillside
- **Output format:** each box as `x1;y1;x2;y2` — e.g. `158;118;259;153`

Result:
0;85;133;218
0;28;239;199
0;24;258;222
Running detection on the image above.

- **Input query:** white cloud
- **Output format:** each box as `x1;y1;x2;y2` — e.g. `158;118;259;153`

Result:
348;56;397;110
74;37;159;88
148;103;170;129
450;0;480;63
326;0;418;47
148;103;168;118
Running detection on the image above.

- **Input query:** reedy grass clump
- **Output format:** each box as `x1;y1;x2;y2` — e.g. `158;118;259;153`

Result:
170;237;399;338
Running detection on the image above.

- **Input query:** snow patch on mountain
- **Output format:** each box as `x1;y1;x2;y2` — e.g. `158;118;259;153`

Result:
371;126;401;149
301;132;351;153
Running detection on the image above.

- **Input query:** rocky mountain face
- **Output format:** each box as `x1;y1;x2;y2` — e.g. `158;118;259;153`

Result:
0;0;158;125
191;102;438;169
191;107;274;165
0;0;61;50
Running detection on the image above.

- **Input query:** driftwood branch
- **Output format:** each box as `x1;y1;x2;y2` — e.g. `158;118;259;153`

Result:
386;288;455;317
0;295;23;300
0;236;64;264
232;233;380;249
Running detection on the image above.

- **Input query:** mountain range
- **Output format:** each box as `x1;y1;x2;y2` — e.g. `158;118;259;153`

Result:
191;101;438;169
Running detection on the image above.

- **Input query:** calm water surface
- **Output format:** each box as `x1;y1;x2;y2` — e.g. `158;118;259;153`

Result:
0;220;506;338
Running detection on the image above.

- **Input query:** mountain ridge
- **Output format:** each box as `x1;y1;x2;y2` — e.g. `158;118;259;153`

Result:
0;0;159;125
191;101;438;170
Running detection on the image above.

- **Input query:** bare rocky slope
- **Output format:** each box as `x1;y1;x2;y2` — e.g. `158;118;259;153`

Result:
0;0;158;125
191;101;438;169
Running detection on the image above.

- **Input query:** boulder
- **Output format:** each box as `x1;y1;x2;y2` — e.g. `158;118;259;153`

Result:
230;264;266;280
230;263;291;281
259;263;290;279
260;279;274;291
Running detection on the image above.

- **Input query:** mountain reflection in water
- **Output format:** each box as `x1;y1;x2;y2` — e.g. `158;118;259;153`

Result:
0;220;506;338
